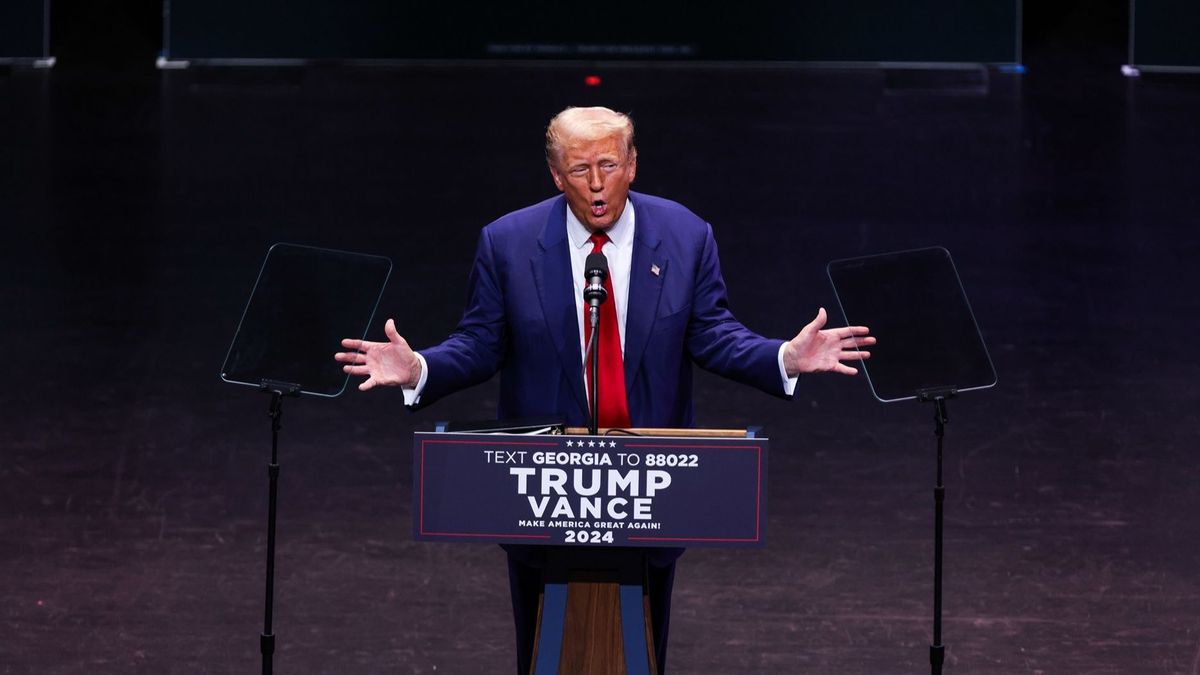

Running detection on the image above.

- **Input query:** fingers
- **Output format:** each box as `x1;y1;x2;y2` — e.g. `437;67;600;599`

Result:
831;349;869;376
824;326;871;340
338;319;404;394
791;308;873;377
384;318;403;344
837;336;875;348
804;307;829;333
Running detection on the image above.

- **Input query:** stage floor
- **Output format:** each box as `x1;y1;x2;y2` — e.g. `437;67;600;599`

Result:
1;59;1198;673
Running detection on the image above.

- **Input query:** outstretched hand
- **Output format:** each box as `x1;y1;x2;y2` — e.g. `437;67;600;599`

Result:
782;307;874;377
334;318;422;391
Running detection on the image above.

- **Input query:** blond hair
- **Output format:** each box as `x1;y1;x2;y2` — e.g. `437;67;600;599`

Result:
545;106;636;164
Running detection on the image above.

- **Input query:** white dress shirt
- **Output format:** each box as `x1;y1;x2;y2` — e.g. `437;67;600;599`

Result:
567;199;634;359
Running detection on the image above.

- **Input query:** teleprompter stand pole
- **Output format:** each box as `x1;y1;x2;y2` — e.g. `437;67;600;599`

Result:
258;379;301;675
918;387;955;675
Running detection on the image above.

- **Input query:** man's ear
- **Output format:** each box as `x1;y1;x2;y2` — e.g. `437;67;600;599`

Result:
628;149;637;183
548;162;565;192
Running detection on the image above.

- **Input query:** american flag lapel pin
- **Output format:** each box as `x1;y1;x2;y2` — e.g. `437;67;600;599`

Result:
650;263;661;277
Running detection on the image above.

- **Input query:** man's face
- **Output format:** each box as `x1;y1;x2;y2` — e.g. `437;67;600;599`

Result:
548;133;637;232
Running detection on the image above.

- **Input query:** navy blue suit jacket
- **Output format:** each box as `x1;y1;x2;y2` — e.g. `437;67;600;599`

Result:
417;191;791;426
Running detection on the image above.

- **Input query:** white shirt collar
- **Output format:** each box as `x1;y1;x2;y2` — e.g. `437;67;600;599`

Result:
566;198;635;250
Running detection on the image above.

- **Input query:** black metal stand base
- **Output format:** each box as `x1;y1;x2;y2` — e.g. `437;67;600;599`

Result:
261;633;275;674
931;643;945;671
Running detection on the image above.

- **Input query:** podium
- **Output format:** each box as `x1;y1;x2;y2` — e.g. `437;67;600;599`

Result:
413;427;769;675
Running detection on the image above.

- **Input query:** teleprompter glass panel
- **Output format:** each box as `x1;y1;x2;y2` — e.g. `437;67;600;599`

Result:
827;246;996;403
220;242;392;397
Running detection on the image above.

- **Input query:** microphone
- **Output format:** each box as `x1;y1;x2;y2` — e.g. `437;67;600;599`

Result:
583;253;609;309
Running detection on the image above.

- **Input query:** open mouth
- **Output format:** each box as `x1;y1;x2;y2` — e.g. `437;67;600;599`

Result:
591;200;607;218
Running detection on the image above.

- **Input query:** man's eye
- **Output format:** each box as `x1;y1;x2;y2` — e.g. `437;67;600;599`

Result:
570;167;588;175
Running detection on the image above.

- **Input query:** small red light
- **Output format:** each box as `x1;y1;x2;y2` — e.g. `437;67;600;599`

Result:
584;75;602;87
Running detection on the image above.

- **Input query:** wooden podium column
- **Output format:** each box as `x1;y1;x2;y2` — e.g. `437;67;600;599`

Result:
530;550;658;675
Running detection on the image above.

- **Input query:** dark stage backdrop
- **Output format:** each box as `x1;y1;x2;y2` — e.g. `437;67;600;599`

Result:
1131;0;1200;69
0;0;45;58
164;0;1020;64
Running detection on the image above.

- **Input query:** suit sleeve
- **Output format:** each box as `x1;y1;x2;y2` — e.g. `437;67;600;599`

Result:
685;224;793;399
411;227;508;409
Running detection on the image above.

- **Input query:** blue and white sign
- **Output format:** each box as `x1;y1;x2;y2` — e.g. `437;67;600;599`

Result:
413;432;768;548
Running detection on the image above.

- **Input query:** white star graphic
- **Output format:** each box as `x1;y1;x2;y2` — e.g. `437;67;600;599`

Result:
588;440;596;448
565;440;574;448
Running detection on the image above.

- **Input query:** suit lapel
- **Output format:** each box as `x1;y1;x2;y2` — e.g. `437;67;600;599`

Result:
623;196;666;392
531;197;590;418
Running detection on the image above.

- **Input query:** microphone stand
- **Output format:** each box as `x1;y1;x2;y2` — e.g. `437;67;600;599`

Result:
582;254;608;437
585;306;600;436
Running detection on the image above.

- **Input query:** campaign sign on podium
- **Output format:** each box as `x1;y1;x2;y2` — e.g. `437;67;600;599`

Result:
413;432;768;548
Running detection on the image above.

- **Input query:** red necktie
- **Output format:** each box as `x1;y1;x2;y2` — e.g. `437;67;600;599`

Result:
584;233;632;429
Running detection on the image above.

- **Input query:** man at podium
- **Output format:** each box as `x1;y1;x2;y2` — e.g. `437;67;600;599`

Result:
336;106;873;673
